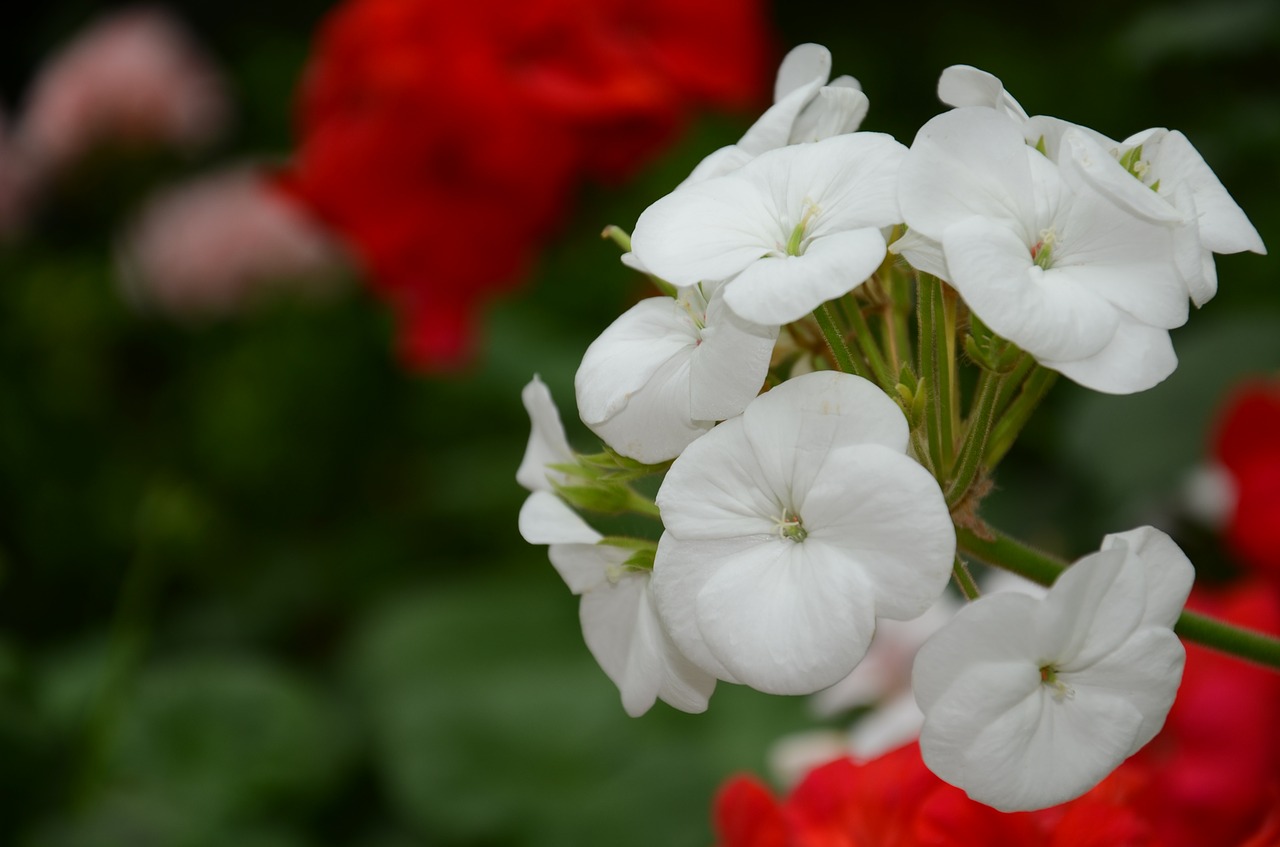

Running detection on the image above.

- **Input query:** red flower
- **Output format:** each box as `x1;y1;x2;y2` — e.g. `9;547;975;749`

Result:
1212;381;1280;578
280;0;771;370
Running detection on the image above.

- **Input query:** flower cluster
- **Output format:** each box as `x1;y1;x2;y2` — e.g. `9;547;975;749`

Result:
277;0;772;370
518;44;1273;815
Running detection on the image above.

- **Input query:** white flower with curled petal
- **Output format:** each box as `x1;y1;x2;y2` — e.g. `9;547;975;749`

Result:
632;132;907;326
897;106;1187;394
575;282;778;464
912;526;1193;812
682;43;869;186
516;377;715;717
650;371;955;696
934;65;1265;307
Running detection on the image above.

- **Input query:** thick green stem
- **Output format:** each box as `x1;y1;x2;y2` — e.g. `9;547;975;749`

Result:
813;304;869;379
957;526;1280;670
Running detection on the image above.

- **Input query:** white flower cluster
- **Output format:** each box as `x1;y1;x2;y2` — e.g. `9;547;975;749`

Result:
517;46;1263;813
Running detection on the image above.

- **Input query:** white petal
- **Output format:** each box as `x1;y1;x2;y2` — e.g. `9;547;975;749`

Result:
1059;130;1182;225
575;298;696;425
767;133;906;238
773;43;831;102
942;216;1119;362
899;108;1038;241
889;228;950;279
1070;626;1184;753
579;572;715;717
547;542;617;595
651;533;747;682
680;144;757;186
936;65;1029;121
695;537;879;694
802;444;954;620
739;371;911;501
584;355;711;463
789;85;869;143
631;176;777;287
1040;314;1176;395
912;592;1041;714
958;682;1144;811
1035;547;1141;670
518;491;600;547
847;691;926;760
1099;526;1195;629
516;375;574;492
688;287;778;422
723;228;886;325
1150;130;1265;256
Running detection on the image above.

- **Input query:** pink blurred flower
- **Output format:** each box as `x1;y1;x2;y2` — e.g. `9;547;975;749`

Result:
118;166;348;317
13;7;228;180
0;107;32;237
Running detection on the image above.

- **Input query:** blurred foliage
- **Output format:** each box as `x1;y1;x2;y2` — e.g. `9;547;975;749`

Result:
1;0;1279;845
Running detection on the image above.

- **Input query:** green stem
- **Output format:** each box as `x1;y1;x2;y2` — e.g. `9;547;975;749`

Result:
946;369;1001;508
625;489;663;519
841;296;894;389
985;365;1059;469
957;526;1280;670
813;304;869;379
888;267;915;375
916;277;944;474
952;555;981;600
934;281;958;473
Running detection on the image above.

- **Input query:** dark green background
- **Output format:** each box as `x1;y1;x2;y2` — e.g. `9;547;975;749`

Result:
2;1;1277;844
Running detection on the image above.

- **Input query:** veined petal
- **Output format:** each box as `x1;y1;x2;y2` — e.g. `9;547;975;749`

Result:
1060;130;1182;226
575;297;697;425
941;216;1119;362
689;287;778;421
651;533;748;682
516;375;574;492
1040;314;1176;395
519;491;601;547
585;351;711;463
723;228;886;325
803;444;954;620
696;537;879;694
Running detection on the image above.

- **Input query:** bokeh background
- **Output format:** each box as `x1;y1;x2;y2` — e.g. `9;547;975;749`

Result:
1;1;1278;845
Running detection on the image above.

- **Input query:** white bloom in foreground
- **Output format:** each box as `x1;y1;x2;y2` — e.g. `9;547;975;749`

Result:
516;377;714;716
897;107;1187;394
574;282;777;464
683;43;868;185
633;133;907;326
912;526;1193;812
651;371;955;696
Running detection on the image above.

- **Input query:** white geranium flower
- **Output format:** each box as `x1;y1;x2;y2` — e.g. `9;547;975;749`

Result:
516;377;715;716
912;526;1193;812
632;132;907;326
897;107;1187;394
682;43;868;185
935;65;1265;307
651;371;955;696
574;282;778;464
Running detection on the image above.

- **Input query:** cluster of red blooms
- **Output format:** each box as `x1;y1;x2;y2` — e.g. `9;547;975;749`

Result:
277;0;772;370
714;569;1280;847
1213;380;1280;581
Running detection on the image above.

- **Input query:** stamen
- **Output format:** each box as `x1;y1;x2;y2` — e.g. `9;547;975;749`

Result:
1031;228;1057;269
1039;664;1075;702
775;507;808;542
785;200;822;256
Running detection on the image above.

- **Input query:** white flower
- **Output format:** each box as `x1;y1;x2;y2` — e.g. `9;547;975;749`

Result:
651;371;955;696
516;377;714;716
934;65;1265;307
574;282;778;464
897;107;1187;394
682;43;869;186
912;526;1193;812
632;132;907;326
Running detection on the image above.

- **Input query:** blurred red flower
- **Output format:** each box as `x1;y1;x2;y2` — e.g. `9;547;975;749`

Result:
1212;380;1280;579
279;0;772;370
